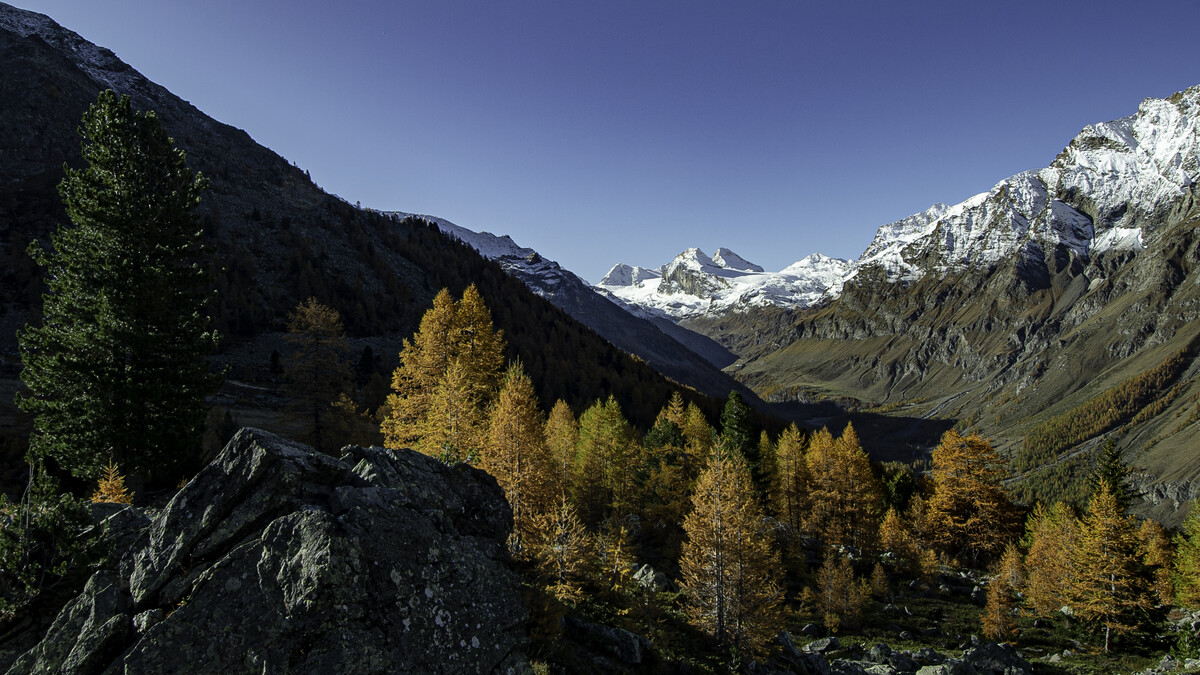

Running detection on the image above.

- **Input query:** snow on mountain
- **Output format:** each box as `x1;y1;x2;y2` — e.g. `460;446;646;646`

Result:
599;84;1200;321
595;247;853;321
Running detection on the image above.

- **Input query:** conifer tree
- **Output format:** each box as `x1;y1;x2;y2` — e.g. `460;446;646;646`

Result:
1089;438;1138;514
680;449;783;657
531;495;591;603
926;430;1015;566
575;397;639;523
1173;501;1200;606
544;399;579;498
805;424;882;551
482;361;551;556
981;578;1018;642
816;550;869;633
381;285;505;458
878;507;919;573
284;298;352;454
719;391;757;462
681;402;715;466
1138;518;1173;607
18;90;221;482
1070;481;1151;652
772;423;810;538
1023;502;1079;617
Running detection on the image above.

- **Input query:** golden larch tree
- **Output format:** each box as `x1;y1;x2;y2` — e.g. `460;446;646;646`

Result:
805;424;883;551
926;430;1015;566
816;550;869;633
1069;481;1151;652
1138;518;1173;607
544;399;579;498
1022;501;1079;617
575;397;640;524
772;423;810;539
381;286;505;457
680;449;783;657
482;361;552;556
1173;501;1200;606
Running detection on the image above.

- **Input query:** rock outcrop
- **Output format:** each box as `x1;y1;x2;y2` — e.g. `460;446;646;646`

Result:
9;428;528;674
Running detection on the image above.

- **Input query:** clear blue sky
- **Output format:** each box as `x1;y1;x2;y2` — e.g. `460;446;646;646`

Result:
14;1;1200;283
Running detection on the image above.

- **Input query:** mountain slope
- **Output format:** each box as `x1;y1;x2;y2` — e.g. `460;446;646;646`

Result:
705;85;1200;515
0;2;728;437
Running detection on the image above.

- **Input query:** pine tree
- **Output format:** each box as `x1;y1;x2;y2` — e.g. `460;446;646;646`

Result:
926;430;1015;566
17;90;221;482
482;361;551;556
1070;481;1151;652
1089;438;1138;514
719;391;757;463
284;298;352;454
680;449;783;657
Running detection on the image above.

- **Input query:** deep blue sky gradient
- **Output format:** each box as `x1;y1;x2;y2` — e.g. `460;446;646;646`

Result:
15;1;1200;282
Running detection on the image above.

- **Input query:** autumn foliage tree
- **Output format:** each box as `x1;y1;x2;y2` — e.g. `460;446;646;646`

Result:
680;448;783;657
926;430;1016;566
1069;480;1151;652
805;424;882;551
1022;502;1079;617
381;285;505;461
481;362;552;556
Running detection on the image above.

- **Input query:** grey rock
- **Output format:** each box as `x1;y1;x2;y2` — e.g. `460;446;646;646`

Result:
914;647;946;665
632;564;671;592
962;642;1032;675
806;636;841;654
830;659;871;675
10;428;529;674
778;632;832;675
867;643;893;663
801;622;823;636
916;658;979;675
565;617;652;665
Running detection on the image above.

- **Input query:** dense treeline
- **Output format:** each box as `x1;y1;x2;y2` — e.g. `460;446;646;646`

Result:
365;289;1200;667
1018;346;1192;470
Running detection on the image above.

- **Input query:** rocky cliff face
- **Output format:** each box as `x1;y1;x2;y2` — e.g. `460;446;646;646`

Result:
8;429;529;674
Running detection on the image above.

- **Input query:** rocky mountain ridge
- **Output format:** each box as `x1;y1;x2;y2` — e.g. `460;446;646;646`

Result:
599;86;1200;326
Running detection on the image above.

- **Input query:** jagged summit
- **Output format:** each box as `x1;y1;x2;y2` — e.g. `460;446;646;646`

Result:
600;85;1200;320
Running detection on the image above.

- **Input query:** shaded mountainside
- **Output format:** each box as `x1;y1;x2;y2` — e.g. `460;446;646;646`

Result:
0;2;736;434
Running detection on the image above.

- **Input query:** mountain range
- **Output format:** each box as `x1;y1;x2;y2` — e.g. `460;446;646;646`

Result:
2;1;1199;518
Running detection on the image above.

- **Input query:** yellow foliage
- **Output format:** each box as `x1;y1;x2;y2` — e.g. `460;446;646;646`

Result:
90;462;133;505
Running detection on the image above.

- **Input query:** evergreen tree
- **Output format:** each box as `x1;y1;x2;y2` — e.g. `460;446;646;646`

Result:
680;449;783;657
1089;438;1138;514
575;397;639;523
1070;481;1151;652
17;90;220;482
926;430;1015;566
719;391;756;463
284;298;352;454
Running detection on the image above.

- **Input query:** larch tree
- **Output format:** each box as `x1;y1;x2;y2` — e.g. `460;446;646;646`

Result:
381;285;505;460
816;550;869;633
575;397;639;523
1173;501;1200;606
772;423;811;539
1022;501;1079;617
531;495;591;603
544;399;579;498
284;298;352;454
1138;518;1174;607
926;430;1015;566
805;424;883;551
1069;480;1151;652
482;361;552;556
18;90;221;483
680;448;783;657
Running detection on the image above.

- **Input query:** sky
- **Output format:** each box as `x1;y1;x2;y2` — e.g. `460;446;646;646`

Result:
13;1;1200;283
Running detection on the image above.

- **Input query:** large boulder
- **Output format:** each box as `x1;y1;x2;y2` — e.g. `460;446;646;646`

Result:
10;428;529;674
